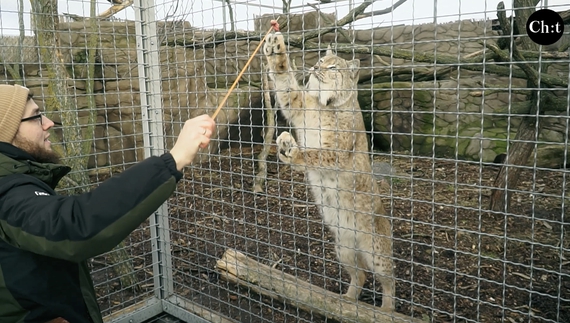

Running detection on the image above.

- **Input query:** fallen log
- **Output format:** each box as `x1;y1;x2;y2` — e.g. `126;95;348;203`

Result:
216;249;425;323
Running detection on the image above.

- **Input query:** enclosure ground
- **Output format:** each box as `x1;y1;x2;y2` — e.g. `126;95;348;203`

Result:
94;145;569;323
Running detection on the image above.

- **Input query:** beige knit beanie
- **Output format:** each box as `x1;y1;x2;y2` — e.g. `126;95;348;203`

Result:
0;84;30;143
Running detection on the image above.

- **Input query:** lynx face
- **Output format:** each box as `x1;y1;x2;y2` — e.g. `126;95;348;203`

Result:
306;50;361;107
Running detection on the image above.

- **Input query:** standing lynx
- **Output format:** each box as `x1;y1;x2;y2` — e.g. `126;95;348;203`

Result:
263;31;395;310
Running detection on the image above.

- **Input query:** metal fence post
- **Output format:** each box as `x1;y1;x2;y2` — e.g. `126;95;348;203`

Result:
133;0;174;300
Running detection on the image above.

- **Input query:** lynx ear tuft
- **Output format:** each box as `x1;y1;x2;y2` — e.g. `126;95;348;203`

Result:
326;43;334;56
348;59;360;79
348;59;360;69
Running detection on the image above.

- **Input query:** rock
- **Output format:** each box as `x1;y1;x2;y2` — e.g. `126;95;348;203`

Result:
371;161;396;181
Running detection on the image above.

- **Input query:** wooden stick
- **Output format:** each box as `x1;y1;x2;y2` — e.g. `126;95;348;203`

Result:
211;20;280;120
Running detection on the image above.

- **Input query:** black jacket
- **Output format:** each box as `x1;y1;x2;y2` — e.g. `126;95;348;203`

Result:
0;142;182;323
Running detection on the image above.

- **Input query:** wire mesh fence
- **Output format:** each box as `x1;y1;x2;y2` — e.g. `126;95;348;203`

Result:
0;0;569;322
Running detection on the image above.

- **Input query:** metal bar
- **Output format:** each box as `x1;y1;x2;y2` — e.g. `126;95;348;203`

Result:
222;0;227;30
103;298;163;323
163;296;235;323
434;0;438;24
212;0;290;11
133;0;174;299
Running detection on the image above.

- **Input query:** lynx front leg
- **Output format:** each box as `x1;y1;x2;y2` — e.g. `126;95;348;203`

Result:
276;131;300;165
263;32;289;73
276;133;353;170
263;31;305;122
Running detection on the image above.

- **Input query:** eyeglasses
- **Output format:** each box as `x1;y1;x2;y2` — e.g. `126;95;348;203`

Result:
20;113;62;126
21;113;43;125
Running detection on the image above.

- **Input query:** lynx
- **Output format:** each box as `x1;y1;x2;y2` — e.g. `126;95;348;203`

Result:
263;32;396;310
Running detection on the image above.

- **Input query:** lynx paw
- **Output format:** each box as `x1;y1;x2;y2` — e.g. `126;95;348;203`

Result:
263;32;286;56
276;131;299;164
263;32;288;73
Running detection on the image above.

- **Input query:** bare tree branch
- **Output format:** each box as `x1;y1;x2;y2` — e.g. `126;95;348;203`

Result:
561;9;570;24
356;0;408;20
307;3;352;43
282;0;408;44
282;0;292;14
288;0;378;43
180;0;407;49
299;42;568;88
495;2;541;85
97;0;133;20
224;0;236;31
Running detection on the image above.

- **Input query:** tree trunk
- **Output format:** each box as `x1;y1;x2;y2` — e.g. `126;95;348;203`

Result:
489;93;540;212
29;0;138;290
513;0;540;51
489;0;542;212
30;0;91;193
3;0;26;82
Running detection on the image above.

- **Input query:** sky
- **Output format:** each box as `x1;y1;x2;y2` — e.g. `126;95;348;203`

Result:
0;0;569;35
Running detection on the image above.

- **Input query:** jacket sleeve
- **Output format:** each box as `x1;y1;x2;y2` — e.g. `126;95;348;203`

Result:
0;153;183;263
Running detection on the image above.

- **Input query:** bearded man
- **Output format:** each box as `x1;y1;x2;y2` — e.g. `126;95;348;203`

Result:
0;84;216;323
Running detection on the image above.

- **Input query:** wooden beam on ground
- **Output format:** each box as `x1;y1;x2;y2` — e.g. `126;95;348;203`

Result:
216;249;424;323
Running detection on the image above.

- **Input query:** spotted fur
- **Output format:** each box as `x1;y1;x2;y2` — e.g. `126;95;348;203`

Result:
264;32;395;310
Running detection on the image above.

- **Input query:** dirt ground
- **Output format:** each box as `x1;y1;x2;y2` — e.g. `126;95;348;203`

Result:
93;144;569;323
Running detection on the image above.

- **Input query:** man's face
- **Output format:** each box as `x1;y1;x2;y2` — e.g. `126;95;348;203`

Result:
11;97;61;164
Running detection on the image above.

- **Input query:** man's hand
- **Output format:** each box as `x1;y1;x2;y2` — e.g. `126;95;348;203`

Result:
169;114;216;171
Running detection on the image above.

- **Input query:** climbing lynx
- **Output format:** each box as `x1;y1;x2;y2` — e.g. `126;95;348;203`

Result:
263;32;395;310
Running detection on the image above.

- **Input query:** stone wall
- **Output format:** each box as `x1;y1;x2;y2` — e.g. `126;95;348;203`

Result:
0;12;568;168
1;20;263;168
256;13;569;167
